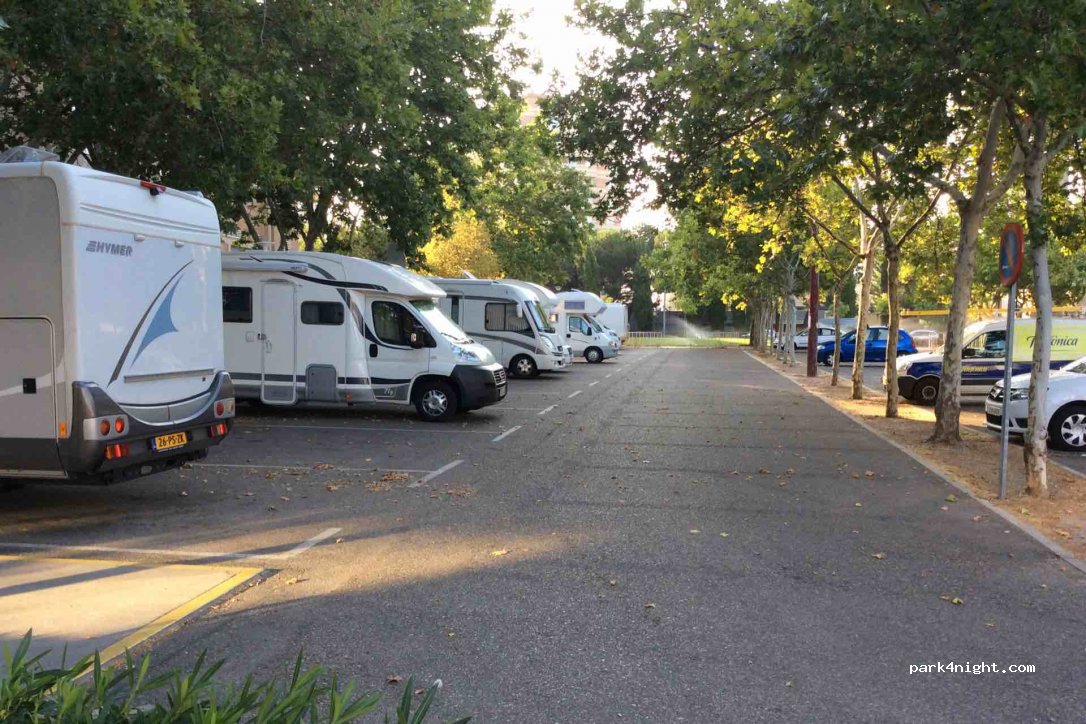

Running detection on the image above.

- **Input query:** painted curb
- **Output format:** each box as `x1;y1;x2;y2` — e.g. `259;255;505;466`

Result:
744;350;1086;578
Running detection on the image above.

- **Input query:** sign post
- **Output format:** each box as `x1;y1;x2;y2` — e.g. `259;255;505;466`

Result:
998;223;1025;499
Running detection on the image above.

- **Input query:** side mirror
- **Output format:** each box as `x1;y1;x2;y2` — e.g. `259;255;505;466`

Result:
516;305;525;318
409;330;425;349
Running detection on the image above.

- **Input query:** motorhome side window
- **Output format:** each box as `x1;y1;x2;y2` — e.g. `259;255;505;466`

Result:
223;286;253;323
301;301;344;326
450;296;461;324
372;301;414;346
485;303;532;336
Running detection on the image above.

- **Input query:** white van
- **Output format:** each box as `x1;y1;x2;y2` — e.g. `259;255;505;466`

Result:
597;302;629;341
501;279;574;369
222;252;507;421
0;162;234;483
895;318;1086;404
555;290;619;363
431;278;569;377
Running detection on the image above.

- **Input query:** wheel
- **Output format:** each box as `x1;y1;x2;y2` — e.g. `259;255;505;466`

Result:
585;347;603;363
913;378;939;406
1048;404;1086;451
510;354;538;378
413;380;458;422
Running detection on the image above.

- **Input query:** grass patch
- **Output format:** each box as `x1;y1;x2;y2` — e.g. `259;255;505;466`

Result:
624;336;748;348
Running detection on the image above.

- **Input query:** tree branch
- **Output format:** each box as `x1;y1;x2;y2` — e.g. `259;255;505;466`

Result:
830;173;880;227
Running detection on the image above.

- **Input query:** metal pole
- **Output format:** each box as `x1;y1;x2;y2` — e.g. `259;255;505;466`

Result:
661;290;668;335
998;283;1017;499
807;266;819;377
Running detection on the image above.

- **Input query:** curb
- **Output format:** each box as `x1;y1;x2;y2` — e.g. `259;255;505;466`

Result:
744;350;1086;578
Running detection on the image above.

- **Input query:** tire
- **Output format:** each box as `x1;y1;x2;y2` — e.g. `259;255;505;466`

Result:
1048;403;1086;451
585;347;604;363
510;354;538;378
413;380;459;422
913;378;939;406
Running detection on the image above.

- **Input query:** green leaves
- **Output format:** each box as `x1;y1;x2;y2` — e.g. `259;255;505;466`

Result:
0;630;463;723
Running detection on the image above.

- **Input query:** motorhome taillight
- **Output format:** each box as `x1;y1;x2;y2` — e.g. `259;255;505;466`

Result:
114;418;125;434
139;180;167;196
209;422;228;438
215;401;224;416
104;443;129;461
99;419;111;436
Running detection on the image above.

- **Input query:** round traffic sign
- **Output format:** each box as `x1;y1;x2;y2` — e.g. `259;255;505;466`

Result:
999;223;1025;287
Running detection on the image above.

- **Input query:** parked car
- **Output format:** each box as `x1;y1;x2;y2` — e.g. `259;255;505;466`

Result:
817;326;917;365
794;325;837;350
986;355;1086;450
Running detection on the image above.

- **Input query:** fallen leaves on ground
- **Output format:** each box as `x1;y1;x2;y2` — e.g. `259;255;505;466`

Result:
864;470;876;479
380;471;411;483
445;486;474;497
367;480;392;493
386;675;403;685
871;552;886;560
689;529;701;534
945;494;958;503
325;482;344;492
490;549;509;557
643;602;656;609
940;594;964;605
312;463;336;470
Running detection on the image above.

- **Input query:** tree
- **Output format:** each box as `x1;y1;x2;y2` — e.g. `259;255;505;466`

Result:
479;124;596;287
581;225;657;329
420;212;502;278
0;0;281;234
0;0;524;257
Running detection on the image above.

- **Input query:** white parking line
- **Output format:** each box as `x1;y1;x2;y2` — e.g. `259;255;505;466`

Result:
0;526;343;562
538;405;557;416
588;381;600;387
567;390;583;399
491;425;522;442
408;459;464;488
192;462;435;474
236;423;495;435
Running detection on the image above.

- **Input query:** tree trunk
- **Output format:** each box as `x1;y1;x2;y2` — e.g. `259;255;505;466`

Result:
929;204;984;442
884;236;901;418
831;288;842;386
929;99;1012;444
1023;121;1051;497
852;219;875;399
239;206;263;248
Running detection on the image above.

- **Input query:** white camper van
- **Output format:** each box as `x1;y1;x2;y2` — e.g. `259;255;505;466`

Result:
432;278;569;377
222;252;506;421
598;302;630;341
502;279;574;368
555;290;619;363
0;162;234;483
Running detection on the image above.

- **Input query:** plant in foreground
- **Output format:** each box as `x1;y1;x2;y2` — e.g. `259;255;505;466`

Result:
0;631;469;724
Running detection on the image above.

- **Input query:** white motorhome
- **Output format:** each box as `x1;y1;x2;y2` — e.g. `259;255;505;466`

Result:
0;162;235;483
555;290;619;363
502;279;574;369
431;278;569;377
222;252;506;421
598;302;630;341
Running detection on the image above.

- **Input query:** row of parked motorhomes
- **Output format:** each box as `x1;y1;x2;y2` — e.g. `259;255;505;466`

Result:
0;162;625;485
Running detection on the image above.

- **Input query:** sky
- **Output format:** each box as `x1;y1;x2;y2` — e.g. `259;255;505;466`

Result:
494;0;672;229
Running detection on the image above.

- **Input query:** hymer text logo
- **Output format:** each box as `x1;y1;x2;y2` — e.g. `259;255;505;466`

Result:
86;240;134;257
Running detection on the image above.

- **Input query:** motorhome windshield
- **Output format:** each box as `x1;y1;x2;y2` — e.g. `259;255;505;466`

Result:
411;299;471;344
527;301;555;333
588;317;605;333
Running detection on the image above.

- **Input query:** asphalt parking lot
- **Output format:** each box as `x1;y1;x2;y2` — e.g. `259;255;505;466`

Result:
2;348;1085;721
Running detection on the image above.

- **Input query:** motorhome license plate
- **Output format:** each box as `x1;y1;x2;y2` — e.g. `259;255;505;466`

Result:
152;432;188;452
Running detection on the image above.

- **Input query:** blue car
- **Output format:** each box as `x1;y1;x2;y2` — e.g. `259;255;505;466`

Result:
817;326;917;365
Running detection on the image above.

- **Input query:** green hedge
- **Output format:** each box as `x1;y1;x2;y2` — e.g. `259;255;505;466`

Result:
1;631;468;724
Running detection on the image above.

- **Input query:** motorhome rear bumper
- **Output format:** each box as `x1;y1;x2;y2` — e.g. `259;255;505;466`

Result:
58;372;235;484
452;364;507;411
